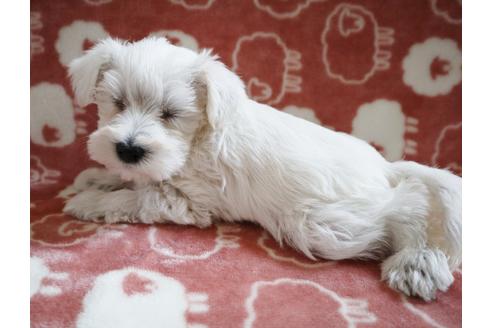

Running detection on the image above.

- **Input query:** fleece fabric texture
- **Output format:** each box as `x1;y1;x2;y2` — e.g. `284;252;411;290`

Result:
30;0;461;327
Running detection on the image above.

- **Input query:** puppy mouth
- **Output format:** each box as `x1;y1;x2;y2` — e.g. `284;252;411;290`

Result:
106;163;156;183
114;157;169;183
117;169;144;182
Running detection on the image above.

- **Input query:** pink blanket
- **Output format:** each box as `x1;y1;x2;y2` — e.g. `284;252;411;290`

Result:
31;0;461;327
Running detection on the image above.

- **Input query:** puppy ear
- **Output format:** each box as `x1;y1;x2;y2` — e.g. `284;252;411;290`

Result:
194;50;247;129
68;38;122;107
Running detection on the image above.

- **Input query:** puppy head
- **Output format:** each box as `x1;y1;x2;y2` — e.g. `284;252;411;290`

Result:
69;37;246;182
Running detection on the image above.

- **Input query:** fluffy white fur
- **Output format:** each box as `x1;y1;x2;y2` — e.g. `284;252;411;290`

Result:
64;37;462;301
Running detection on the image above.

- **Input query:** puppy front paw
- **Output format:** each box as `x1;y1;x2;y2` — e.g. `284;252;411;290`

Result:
381;248;454;302
72;167;126;192
191;209;213;229
64;189;139;224
103;211;139;224
58;168;128;199
63;190;106;222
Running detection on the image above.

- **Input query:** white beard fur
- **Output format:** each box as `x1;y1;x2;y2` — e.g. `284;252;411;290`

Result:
63;37;461;301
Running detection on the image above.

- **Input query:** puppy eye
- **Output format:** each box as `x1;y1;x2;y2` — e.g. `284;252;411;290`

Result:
161;108;178;121
113;98;125;111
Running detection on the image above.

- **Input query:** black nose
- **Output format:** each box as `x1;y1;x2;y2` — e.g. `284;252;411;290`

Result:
115;141;147;164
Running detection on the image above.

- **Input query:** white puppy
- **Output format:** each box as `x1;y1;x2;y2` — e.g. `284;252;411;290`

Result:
64;37;461;301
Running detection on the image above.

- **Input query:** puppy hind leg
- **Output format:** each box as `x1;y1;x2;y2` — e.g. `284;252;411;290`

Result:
286;200;387;261
380;177;454;301
390;161;462;269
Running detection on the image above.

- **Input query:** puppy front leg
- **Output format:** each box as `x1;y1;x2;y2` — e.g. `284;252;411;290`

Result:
137;184;212;228
63;184;212;227
58;168;130;199
63;189;139;223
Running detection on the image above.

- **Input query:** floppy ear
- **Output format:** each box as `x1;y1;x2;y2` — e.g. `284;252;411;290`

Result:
68;38;123;107
194;50;247;129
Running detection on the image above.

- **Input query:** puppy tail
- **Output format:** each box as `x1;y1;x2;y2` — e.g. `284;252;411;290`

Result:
386;161;462;270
